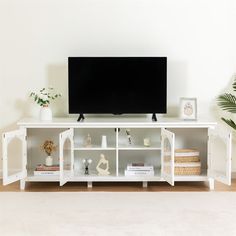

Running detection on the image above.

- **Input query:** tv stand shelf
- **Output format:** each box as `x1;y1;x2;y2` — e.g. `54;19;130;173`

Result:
2;117;232;190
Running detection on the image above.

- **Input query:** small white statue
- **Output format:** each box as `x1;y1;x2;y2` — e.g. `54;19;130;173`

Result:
96;153;110;176
84;133;92;147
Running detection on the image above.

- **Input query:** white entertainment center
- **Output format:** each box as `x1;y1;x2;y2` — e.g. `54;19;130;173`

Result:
2;117;232;190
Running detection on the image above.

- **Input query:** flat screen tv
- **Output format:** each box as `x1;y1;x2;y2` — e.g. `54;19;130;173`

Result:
68;57;167;121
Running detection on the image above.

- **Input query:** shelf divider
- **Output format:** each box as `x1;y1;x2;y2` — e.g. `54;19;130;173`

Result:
116;128;119;177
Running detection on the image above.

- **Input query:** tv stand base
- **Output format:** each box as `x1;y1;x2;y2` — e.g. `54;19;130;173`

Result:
2;118;232;191
77;114;85;122
152;113;157;122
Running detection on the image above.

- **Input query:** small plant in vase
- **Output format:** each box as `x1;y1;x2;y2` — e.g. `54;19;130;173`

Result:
42;140;57;166
30;87;61;121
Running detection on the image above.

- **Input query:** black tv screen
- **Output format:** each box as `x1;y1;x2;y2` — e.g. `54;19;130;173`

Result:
68;57;167;115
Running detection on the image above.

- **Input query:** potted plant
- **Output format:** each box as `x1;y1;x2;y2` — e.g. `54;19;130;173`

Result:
217;78;236;130
42;140;57;166
30;87;61;121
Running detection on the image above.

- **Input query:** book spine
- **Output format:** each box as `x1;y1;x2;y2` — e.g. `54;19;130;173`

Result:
127;166;154;171
36;168;60;171
34;171;60;176
125;170;154;176
36;165;60;171
128;163;145;167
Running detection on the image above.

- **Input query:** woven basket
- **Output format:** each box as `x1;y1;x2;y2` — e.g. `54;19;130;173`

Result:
175;166;201;175
163;162;201;175
164;156;200;163
175;156;200;163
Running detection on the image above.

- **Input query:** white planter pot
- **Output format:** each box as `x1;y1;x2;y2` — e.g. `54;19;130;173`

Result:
40;106;52;121
45;156;53;166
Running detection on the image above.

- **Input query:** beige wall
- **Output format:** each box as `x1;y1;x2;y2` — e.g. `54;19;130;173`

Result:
0;0;236;171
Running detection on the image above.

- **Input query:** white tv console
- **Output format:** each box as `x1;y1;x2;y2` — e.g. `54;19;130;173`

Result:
2;117;232;190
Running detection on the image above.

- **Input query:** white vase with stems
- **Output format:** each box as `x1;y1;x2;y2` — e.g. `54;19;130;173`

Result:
40;105;52;121
29;87;61;122
43;140;56;167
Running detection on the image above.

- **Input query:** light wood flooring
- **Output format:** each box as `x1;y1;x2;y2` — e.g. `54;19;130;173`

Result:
1;180;236;192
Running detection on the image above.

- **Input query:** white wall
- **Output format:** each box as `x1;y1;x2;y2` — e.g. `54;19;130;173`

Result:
0;0;236;170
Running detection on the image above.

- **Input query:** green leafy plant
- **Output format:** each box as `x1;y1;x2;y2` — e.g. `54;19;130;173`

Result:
217;78;236;130
30;87;61;107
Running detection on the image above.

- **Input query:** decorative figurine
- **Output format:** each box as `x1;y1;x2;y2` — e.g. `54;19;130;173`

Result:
125;129;132;145
82;158;92;175
84;133;92;147
96;154;110;176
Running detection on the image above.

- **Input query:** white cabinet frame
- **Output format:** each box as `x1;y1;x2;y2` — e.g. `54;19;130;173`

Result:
59;128;74;186
208;127;232;185
161;128;175;186
2;129;27;185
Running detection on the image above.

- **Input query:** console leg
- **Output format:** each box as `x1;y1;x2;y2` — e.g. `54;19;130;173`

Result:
209;179;215;190
152;113;157;122
87;181;93;188
143;181;148;188
77;114;85;122
20;179;25;190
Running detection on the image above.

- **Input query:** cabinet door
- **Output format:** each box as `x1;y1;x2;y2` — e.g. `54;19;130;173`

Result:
161;128;175;186
59;128;74;186
2;129;27;185
208;128;232;185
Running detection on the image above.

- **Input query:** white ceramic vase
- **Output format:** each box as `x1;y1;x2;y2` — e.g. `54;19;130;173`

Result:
40;105;52;121
101;135;107;148
45;156;53;166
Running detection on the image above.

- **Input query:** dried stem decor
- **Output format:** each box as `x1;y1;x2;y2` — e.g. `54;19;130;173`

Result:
42;140;57;156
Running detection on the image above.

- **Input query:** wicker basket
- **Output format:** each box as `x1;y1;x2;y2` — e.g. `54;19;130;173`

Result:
175;166;201;175
163;148;201;175
164;156;200;163
175;162;201;175
163;162;201;175
175;156;200;163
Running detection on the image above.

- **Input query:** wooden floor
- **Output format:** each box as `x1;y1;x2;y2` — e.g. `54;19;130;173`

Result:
1;180;236;192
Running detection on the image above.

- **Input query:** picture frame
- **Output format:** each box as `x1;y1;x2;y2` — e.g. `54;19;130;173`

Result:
179;97;197;120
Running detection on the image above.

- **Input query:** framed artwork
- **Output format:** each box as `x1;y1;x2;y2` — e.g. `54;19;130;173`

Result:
179;97;197;120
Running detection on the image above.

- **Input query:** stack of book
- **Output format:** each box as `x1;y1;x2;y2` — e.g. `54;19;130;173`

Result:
124;163;154;177
174;149;201;175
34;164;60;176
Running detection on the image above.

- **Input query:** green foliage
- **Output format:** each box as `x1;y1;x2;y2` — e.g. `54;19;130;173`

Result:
218;77;236;130
221;118;236;130
217;93;236;113
233;79;236;91
29;87;61;106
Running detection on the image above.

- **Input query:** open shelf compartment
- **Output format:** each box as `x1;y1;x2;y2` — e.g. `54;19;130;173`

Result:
118;127;161;149
73;150;116;176
74;128;116;149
